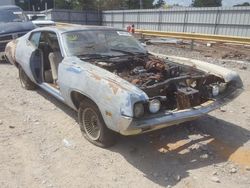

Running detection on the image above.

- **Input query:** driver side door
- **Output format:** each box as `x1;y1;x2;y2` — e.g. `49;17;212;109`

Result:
18;31;43;84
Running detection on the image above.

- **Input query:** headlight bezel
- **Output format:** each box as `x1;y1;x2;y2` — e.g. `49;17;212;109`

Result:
133;102;145;118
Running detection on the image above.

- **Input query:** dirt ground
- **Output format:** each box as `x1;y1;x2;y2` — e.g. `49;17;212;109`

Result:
0;43;250;188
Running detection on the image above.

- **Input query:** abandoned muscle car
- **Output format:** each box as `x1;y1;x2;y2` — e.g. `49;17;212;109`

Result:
5;24;243;147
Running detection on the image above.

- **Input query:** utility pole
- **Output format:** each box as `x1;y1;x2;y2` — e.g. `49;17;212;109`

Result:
54;0;56;10
28;0;31;11
140;0;143;9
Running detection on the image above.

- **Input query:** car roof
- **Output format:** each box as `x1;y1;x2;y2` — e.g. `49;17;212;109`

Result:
34;22;125;34
0;5;22;11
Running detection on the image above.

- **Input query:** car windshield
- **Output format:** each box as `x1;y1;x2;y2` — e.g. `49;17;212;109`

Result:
62;30;147;57
0;9;28;23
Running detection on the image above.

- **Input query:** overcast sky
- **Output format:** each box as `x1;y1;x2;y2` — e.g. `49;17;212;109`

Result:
163;0;250;6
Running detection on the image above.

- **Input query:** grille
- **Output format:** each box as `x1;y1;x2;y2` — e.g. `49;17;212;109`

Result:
0;42;7;52
0;35;13;41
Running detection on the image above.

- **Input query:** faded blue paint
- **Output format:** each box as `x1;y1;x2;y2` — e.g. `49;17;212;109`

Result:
66;66;82;74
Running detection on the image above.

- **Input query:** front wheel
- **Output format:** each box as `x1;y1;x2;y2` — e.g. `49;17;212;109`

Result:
19;67;37;90
78;100;117;147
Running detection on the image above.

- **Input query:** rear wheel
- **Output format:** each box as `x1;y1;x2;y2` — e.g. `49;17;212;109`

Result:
78;100;117;147
19;67;37;90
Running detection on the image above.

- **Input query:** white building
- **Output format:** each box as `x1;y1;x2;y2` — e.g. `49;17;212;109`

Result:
0;0;15;6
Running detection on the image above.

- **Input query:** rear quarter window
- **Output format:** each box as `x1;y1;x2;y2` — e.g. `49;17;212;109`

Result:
29;32;41;48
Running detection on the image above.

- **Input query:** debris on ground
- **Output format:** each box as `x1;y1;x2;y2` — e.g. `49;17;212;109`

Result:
211;176;220;183
174;174;181;182
229;168;237;174
62;139;74;149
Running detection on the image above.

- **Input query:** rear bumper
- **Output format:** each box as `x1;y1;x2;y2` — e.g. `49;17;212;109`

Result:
120;87;243;135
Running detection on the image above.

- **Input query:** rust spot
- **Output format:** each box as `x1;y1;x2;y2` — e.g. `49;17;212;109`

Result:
108;82;119;95
105;111;112;117
5;40;17;65
92;73;101;81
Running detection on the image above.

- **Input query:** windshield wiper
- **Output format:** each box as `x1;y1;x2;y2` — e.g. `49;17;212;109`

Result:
78;53;114;60
110;48;147;56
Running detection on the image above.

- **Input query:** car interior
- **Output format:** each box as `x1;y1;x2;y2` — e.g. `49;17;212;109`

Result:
29;31;63;88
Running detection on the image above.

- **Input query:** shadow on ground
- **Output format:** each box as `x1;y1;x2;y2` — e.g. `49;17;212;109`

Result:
36;88;250;187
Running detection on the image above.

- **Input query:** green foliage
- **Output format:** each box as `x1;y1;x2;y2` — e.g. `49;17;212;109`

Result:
154;0;165;8
192;0;222;7
124;0;154;9
55;0;73;9
98;0;126;10
234;2;250;7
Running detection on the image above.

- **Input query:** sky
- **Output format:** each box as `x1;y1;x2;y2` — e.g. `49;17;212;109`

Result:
164;0;250;6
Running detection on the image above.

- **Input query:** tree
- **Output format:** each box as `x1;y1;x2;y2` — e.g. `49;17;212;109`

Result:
192;0;222;7
154;0;165;8
125;0;154;9
74;0;96;10
98;0;126;10
234;2;250;6
54;0;74;10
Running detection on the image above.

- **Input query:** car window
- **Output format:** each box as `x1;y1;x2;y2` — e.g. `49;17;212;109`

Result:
62;30;146;56
0;9;28;23
29;32;41;48
47;32;60;52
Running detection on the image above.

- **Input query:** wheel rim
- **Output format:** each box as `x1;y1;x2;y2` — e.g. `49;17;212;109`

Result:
82;108;101;141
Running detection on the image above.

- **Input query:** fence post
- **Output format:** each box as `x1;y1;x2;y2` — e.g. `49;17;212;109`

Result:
214;8;221;35
99;10;102;25
183;10;188;32
137;11;140;29
122;11;125;29
111;12;114;27
68;10;71;23
158;10;163;31
85;11;88;25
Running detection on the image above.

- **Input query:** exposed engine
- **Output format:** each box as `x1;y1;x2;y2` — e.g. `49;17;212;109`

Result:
91;54;226;111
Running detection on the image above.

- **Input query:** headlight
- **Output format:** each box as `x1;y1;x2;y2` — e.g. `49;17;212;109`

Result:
211;84;219;97
134;103;144;118
149;99;161;113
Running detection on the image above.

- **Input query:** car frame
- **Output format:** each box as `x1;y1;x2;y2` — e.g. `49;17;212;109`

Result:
5;23;243;147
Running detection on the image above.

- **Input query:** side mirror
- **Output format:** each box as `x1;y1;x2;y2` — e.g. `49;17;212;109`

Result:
31;15;38;21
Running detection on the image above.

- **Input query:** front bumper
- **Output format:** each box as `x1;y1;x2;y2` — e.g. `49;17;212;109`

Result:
120;87;243;135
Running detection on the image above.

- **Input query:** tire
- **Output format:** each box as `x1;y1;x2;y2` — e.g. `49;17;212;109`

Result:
19;67;37;90
78;100;117;147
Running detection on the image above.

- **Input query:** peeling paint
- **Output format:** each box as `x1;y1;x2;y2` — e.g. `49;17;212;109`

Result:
108;82;119;95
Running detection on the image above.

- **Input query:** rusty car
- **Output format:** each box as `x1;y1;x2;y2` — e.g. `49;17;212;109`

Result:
5;23;243;147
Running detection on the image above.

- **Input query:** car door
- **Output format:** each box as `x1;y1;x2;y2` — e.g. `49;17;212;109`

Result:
20;31;43;84
29;32;44;83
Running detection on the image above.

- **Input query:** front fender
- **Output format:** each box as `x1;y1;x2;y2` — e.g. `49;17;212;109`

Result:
58;57;148;132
